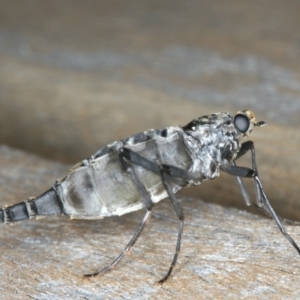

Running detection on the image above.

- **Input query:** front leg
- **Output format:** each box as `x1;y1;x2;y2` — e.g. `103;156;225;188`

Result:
233;141;262;206
233;141;300;226
222;164;300;256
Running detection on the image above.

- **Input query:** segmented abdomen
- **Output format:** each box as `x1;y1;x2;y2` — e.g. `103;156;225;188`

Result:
57;129;193;219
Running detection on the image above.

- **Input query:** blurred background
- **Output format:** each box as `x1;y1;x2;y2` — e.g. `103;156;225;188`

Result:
0;0;300;218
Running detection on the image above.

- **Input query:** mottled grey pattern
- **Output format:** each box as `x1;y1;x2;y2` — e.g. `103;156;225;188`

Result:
1;111;257;222
56;111;247;219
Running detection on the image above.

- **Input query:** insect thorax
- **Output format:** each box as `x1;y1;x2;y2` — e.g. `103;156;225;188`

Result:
182;112;241;180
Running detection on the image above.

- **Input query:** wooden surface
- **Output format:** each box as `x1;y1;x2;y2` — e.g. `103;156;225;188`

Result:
0;1;300;299
0;146;300;300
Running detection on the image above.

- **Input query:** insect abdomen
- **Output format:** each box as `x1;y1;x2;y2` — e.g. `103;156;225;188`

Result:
56;129;193;219
56;152;146;219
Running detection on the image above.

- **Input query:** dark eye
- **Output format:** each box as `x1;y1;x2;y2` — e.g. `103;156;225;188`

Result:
234;114;250;133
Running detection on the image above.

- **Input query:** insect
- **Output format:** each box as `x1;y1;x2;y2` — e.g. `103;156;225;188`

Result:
1;110;299;283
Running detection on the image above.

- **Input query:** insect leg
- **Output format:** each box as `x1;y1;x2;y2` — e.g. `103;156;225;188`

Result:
222;165;300;256
234;141;262;206
135;159;206;282
119;149;191;282
95;147;204;282
118;147;160;175
118;147;203;185
235;141;255;160
111;148;203;282
85;148;154;278
156;163;208;282
119;148;189;282
234;143;299;225
159;164;206;182
157;166;184;283
85;210;152;278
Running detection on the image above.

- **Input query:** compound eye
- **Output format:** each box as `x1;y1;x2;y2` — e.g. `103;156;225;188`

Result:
234;114;250;133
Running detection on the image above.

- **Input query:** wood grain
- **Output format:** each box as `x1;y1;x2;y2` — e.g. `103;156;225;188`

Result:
0;146;299;300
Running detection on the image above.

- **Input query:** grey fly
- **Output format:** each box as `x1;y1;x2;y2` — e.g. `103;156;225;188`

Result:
1;110;299;283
